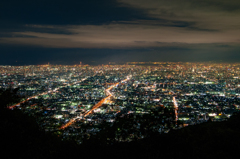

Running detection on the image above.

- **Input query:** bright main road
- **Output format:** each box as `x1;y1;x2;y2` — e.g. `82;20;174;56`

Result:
60;76;131;130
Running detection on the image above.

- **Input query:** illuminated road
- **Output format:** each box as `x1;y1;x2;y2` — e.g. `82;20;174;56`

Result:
173;96;178;121
8;77;88;109
82;95;111;117
60;76;131;130
84;76;130;116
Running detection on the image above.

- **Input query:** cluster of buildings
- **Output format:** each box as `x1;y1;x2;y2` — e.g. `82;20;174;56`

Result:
1;62;240;143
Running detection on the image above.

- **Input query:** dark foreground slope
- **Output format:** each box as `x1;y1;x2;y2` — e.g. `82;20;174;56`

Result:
1;106;240;159
0;108;79;159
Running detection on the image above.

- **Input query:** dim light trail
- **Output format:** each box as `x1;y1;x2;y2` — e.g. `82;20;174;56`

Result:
173;96;178;121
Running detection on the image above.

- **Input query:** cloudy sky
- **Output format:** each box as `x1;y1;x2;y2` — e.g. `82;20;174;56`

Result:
1;0;240;65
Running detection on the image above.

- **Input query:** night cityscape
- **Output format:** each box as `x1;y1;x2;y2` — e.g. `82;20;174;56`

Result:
2;62;240;142
1;0;240;158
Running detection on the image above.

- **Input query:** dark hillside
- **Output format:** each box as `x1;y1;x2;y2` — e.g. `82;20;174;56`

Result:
1;89;240;159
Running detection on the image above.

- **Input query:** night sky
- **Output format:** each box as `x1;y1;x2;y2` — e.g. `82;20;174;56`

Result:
1;0;240;65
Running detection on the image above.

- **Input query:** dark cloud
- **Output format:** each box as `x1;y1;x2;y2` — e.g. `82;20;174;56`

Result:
119;0;240;31
2;23;239;49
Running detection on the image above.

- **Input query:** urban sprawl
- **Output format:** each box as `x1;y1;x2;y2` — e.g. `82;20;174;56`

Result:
1;62;240;144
